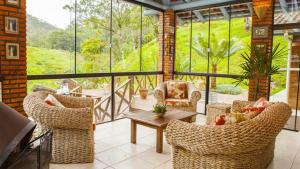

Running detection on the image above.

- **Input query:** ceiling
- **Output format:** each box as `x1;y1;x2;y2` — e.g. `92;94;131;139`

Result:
135;0;300;24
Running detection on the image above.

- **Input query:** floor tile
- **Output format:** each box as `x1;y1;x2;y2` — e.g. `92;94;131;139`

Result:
138;147;171;164
50;164;66;169
63;160;108;169
112;156;156;169
117;142;153;155
154;160;172;169
95;140;115;153
95;147;132;165
101;135;130;147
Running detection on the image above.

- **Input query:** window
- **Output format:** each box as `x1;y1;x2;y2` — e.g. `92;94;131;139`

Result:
27;0;75;75
191;9;209;72
76;0;111;73
27;0;162;75
175;11;191;72
141;7;160;71
175;2;253;76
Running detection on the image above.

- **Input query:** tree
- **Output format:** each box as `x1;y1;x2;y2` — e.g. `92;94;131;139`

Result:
192;33;241;88
64;0;158;68
80;38;108;73
47;30;75;51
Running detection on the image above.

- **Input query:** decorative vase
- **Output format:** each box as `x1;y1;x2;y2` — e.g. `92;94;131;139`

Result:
139;88;148;99
153;113;165;119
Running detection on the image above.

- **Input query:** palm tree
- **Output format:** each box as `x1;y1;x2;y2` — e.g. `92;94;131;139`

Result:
192;33;241;88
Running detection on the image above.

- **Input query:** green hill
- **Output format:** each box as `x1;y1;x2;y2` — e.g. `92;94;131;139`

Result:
27;14;60;47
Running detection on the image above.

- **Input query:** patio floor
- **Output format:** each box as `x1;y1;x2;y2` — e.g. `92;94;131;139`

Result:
50;114;300;169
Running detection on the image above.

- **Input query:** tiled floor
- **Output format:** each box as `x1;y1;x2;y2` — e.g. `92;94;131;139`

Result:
50;115;300;169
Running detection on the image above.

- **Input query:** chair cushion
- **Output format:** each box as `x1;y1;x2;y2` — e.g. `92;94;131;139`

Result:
165;98;190;107
166;81;187;99
44;94;65;108
241;97;269;114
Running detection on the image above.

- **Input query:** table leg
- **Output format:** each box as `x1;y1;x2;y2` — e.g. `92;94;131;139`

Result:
131;120;136;144
156;127;163;153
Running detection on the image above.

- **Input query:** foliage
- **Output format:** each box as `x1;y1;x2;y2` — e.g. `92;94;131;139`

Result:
153;104;167;114
215;84;242;95
47;30;75;51
79;38;110;73
27;14;59;48
234;43;287;100
192;32;241;88
27;46;74;75
192;33;241;67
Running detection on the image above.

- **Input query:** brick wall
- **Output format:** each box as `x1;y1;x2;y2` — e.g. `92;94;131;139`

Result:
288;36;300;109
159;9;175;82
0;0;27;115
249;0;274;101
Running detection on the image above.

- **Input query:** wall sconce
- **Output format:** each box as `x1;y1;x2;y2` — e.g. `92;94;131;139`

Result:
254;4;270;20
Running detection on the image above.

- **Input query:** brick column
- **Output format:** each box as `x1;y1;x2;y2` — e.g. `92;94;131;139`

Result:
158;9;175;82
0;0;27;115
287;36;300;109
249;0;274;101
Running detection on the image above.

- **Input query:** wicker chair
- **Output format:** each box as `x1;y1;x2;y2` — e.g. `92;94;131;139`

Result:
153;80;201;112
23;91;94;164
166;101;292;169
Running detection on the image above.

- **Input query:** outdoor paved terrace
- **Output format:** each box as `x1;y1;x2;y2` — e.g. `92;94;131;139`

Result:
50;115;300;169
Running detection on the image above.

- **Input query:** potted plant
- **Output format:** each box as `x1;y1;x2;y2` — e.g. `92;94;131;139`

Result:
234;43;286;101
153;104;167;118
139;88;148;99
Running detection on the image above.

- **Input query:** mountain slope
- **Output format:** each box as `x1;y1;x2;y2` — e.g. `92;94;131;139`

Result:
27;14;60;47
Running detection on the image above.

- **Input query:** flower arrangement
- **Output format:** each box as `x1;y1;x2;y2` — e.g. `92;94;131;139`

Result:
153;103;167;118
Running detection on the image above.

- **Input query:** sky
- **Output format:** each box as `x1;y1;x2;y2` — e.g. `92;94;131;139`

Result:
27;0;73;29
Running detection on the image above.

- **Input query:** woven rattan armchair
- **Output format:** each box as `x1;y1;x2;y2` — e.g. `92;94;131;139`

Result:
23;91;94;164
154;80;201;112
166;101;291;169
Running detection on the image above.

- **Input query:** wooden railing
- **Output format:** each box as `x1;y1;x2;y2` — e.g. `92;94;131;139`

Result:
94;75;160;123
94;79;131;123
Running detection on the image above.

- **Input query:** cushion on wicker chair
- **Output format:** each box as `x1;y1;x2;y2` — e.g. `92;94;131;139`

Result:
165;98;190;107
166;81;187;99
242;97;269;114
44;94;65;107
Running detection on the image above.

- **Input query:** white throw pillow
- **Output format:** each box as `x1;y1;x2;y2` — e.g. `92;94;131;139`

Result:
44;94;65;108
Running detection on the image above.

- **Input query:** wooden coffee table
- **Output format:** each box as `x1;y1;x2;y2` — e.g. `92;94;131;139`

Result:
126;109;197;153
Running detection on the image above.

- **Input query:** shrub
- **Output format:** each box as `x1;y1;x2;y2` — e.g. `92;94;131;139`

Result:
216;84;242;95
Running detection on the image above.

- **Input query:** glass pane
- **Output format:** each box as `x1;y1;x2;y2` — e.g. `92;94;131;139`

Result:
191;9;209;73
209;6;230;75
229;3;252;75
112;0;141;72
175;11;191;72
271;34;299;130
27;0;75;75
27;79;60;93
76;0;111;73
209;77;248;104
141;7;160;71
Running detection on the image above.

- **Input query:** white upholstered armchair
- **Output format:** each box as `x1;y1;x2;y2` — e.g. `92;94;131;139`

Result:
153;80;201;112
